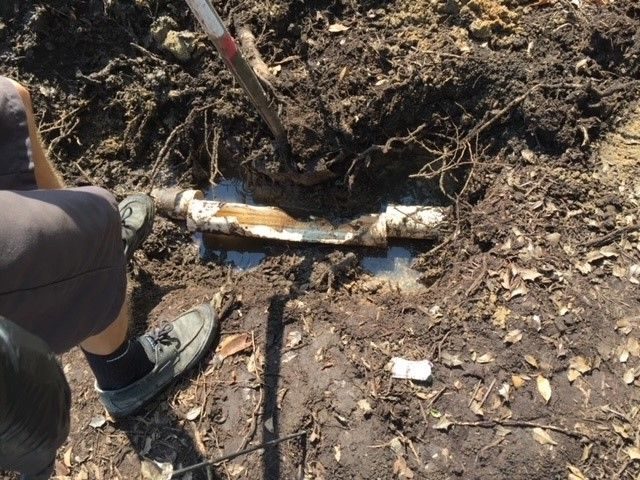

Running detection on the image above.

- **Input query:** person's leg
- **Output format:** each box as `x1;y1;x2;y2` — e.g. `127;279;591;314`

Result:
0;78;220;420
7;79;64;189
80;297;130;355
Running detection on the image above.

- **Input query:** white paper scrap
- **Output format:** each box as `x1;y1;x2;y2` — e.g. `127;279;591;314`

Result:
390;357;433;381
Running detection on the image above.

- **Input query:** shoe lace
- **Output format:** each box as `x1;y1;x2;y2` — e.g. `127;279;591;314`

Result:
147;324;176;347
120;205;135;230
145;324;180;365
144;324;179;365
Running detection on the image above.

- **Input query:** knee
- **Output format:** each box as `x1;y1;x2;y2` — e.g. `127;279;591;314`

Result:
81;186;120;220
7;79;33;112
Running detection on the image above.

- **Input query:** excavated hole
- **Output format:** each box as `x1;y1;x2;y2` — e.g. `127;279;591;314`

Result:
195;177;444;290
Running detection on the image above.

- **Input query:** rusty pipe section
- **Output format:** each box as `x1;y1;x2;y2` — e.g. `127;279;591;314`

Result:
151;189;448;248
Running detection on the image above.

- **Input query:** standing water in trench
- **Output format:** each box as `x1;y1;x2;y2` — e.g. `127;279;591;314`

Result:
196;179;425;289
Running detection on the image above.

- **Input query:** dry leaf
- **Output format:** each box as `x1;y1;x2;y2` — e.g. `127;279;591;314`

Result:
567;464;587;480
508;284;529;300
441;352;464;368
498;382;511;401
217;333;252;360
357;399;372;414
532;427;557;446
286;330;303;349
389;437;404;456
504;329;523;344
433;415;453;431
625;446;640;460
334;445;342;463
569;356;591;374
619;348;631;363
627;337;640;357
226;464;246;477
89;415;106;429
393;456;415;479
524;355;538;368
477;352;495;364
575;262;592;275
600;245;618;258
613;422;632;439
470;401;484;417
186;406;201;421
328;23;349;33
63;447;73;468
613;264;627;278
567;369;581;383
536;375;552;403
568;356;592;383
140;460;173;480
616;317;635;335
623;367;636;385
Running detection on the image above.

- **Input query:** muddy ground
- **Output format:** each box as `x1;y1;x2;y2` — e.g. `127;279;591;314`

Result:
2;0;640;479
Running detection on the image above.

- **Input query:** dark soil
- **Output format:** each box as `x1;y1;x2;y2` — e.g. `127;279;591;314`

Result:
2;0;640;479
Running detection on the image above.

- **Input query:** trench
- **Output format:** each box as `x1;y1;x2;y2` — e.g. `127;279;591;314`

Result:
195;179;429;290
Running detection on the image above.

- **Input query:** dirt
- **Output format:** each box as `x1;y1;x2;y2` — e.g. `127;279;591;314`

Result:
2;0;640;479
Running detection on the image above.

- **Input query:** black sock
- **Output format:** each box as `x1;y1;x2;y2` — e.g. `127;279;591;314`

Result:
82;338;154;391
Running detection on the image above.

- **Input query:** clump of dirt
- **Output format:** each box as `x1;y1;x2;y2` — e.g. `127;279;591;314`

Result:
226;0;640;213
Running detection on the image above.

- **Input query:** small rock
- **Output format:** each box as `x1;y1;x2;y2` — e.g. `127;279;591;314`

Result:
162;30;197;62
150;16;179;44
469;19;493;41
89;415;106;429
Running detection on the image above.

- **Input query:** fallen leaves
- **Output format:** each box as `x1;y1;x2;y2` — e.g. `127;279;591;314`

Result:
328;23;350;33
357;399;372;415
532;427;557;446
625;446;640;460
63;447;73;468
433;414;453;431
613;422;633;440
504;329;523;345
567;356;592;383
536;375;552;404
89;415;106;429
567;465;587;480
498;382;511;402
286;330;303;349
140;460;173;480
476;352;496;364
623;367;637;385
441;351;463;368
185;406;201;421
586;246;618;263
217;332;252;360
524;355;538;368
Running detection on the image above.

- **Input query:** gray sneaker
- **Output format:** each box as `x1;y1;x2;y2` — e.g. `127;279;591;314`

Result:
119;194;156;262
97;304;219;417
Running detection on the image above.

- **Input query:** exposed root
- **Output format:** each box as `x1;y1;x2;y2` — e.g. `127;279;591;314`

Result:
236;25;277;91
146;103;215;191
